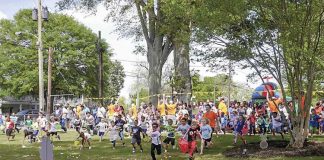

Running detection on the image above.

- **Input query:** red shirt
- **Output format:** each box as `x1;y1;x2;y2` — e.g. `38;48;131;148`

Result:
248;115;256;123
7;120;14;129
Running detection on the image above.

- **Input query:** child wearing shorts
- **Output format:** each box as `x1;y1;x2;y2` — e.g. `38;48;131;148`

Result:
234;115;247;145
96;119;108;142
200;118;213;155
140;116;148;136
162;119;176;153
130;120;144;153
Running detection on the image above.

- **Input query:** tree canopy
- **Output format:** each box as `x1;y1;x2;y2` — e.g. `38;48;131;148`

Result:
0;9;125;99
194;0;324;148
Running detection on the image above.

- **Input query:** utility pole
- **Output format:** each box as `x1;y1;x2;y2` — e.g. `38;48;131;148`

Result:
214;77;216;103
38;0;44;112
136;72;140;108
97;31;103;105
227;60;231;107
47;47;53;118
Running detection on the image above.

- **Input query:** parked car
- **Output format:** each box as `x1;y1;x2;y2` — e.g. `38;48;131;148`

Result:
13;109;39;127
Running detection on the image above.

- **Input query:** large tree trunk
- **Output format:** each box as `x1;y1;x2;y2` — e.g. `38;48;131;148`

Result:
290;126;305;148
147;43;164;106
173;41;192;103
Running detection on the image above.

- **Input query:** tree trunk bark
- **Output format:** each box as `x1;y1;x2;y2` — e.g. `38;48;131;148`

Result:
148;46;163;106
289;126;305;148
173;41;191;103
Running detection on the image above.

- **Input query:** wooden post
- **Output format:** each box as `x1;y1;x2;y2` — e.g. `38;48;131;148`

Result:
97;31;103;105
47;47;53;117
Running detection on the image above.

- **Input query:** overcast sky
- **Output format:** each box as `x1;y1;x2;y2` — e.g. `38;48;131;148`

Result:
0;0;265;100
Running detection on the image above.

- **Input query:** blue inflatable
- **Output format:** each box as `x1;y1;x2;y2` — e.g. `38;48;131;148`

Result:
251;82;280;100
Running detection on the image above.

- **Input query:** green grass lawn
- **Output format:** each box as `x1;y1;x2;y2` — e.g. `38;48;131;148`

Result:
0;130;323;160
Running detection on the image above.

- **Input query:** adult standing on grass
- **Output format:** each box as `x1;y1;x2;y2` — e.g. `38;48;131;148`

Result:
66;106;73;129
218;98;228;116
157;95;167;125
107;102;116;121
97;104;106;124
166;100;177;125
129;103;138;120
203;104;218;137
61;105;68;132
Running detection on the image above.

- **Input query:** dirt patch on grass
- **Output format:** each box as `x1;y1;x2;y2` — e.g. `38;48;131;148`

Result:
224;140;324;158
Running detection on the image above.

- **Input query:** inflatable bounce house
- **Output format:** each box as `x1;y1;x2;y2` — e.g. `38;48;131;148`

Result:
251;82;281;103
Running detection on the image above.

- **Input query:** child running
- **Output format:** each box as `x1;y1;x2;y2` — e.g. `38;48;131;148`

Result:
271;112;284;139
76;128;92;150
115;114;126;146
177;118;190;137
257;114;268;135
96;119;108;142
187;122;201;160
233;115;247;145
109;121;118;149
73;116;82;133
31;118;40;142
130;120;145;153
150;123;162;160
220;112;227;135
47;117;61;141
139;116;148;136
5;116;15;141
309;109;321;137
200;118;213;155
162;119;176;153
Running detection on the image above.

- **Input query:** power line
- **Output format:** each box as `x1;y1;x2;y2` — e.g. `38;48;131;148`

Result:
111;59;146;63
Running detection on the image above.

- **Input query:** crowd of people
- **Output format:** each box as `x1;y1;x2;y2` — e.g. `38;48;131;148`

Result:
0;95;323;159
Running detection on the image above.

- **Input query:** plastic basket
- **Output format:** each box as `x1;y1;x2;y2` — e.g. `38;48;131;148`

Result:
242;125;248;135
55;124;62;130
178;138;189;153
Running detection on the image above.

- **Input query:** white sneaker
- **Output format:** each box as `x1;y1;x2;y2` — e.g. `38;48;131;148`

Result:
89;146;92;150
132;149;135;153
172;145;176;149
